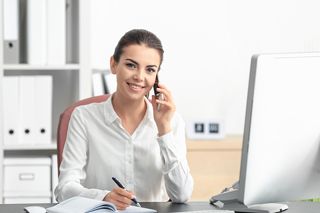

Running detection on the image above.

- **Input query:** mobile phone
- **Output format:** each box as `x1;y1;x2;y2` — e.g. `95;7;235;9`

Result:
153;75;163;111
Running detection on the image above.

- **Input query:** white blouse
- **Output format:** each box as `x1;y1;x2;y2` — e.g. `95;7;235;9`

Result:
54;94;194;203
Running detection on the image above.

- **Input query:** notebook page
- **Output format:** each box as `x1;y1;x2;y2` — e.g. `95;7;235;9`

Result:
120;205;157;213
46;197;116;213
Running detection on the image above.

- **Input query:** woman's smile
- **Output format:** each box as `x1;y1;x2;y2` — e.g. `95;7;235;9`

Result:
127;83;145;92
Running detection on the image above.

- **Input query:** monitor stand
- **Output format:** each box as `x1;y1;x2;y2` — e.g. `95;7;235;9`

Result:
221;202;288;213
210;190;288;213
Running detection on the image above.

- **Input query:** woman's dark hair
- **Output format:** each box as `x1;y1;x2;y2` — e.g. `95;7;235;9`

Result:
113;29;164;69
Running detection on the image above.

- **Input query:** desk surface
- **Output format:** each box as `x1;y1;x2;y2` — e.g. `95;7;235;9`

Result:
0;201;319;213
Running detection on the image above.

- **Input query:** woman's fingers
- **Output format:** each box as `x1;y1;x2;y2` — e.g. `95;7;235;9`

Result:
104;187;134;210
157;83;174;103
152;82;177;113
115;187;133;199
127;190;136;200
113;200;130;210
114;189;136;210
156;98;174;109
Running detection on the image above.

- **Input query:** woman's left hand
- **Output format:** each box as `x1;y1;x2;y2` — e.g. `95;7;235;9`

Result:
152;82;176;136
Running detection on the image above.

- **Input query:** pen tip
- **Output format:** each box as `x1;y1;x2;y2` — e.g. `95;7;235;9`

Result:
137;203;141;207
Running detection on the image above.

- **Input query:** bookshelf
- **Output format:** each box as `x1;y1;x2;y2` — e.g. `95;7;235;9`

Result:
0;0;92;204
0;0;4;204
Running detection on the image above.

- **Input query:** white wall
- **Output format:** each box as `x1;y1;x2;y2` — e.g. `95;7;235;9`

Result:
91;0;320;135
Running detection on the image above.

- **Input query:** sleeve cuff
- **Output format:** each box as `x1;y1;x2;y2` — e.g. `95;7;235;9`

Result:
157;131;174;149
95;190;111;201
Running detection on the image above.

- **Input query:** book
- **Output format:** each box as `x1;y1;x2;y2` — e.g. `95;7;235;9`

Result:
46;196;157;213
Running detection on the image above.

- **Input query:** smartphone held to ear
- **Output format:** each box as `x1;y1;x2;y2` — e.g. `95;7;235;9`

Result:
154;75;163;111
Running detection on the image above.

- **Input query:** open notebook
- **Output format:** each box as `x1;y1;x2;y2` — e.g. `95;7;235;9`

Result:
46;196;157;213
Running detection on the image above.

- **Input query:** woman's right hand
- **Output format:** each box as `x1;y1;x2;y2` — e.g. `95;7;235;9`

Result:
103;187;136;210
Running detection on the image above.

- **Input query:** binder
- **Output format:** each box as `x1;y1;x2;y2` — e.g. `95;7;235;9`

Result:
51;154;58;203
3;76;20;144
19;76;36;144
27;0;47;65
3;0;19;64
103;72;117;94
92;73;105;96
34;76;53;144
47;0;66;65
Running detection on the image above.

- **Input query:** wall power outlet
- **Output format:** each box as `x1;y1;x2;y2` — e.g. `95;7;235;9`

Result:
186;119;225;140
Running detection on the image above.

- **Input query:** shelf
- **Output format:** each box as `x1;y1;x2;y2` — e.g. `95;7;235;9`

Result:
0;0;91;204
3;64;80;70
4;140;57;151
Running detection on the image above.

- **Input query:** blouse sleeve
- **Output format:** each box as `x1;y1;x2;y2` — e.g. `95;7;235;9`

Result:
54;108;110;202
157;113;194;203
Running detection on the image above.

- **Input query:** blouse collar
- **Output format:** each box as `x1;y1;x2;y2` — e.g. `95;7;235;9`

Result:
104;93;155;126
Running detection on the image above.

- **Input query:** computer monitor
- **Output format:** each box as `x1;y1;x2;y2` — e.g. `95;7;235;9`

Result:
210;52;320;212
239;52;320;206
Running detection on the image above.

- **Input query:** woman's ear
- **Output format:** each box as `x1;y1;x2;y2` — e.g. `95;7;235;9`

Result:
110;56;117;75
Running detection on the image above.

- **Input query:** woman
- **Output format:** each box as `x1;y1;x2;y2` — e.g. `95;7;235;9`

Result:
55;29;194;210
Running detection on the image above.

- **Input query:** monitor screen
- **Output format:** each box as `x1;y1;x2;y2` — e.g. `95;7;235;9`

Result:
238;52;320;205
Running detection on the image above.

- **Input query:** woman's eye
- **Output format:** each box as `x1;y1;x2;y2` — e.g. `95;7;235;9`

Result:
147;68;156;73
126;63;135;68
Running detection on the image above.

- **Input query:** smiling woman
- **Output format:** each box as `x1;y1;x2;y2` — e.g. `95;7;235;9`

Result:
112;29;164;99
54;29;194;210
110;44;160;102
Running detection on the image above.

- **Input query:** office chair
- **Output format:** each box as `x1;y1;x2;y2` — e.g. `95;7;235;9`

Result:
57;94;111;175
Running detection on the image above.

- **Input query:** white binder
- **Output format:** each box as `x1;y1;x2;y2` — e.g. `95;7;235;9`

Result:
47;0;66;65
51;154;58;203
19;76;36;144
27;0;47;65
103;73;117;94
3;76;20;144
3;0;19;64
34;76;53;144
92;73;105;96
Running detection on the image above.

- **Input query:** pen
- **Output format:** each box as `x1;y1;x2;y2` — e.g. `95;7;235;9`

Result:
112;177;141;207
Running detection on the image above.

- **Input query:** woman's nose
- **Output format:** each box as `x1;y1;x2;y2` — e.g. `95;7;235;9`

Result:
135;70;144;81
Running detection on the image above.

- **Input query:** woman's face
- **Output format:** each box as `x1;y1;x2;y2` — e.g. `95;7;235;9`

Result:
110;44;161;101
